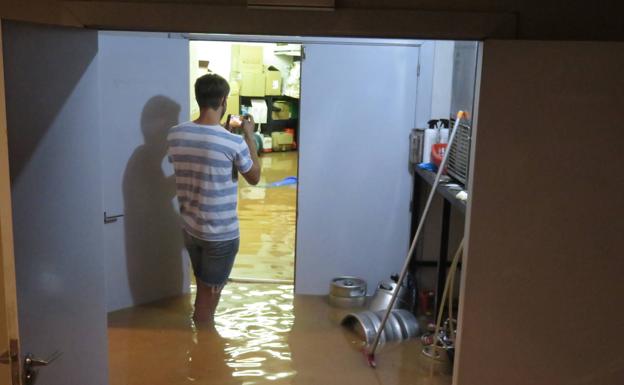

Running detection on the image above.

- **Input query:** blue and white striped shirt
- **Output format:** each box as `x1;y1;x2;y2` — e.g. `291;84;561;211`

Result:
167;122;253;241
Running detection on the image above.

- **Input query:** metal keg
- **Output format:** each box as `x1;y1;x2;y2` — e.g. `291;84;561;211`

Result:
392;309;420;338
328;276;367;309
328;294;366;308
368;279;411;312
341;309;420;345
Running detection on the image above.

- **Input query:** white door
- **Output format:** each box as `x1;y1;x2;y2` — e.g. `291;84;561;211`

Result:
3;21;108;384
98;32;190;312
296;43;420;294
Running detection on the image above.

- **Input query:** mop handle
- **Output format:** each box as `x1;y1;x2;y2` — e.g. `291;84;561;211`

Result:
368;111;467;357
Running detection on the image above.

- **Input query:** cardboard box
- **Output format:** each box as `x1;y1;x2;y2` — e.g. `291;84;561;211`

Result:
235;71;266;97
231;45;263;72
265;66;282;95
229;80;241;95
272;101;291;120
239;63;264;73
221;93;240;124
271;132;294;151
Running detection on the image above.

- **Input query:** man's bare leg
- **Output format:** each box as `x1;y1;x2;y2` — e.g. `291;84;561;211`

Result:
193;280;223;325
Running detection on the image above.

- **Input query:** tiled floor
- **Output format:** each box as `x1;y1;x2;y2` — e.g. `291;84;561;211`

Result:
232;151;298;282
108;283;452;385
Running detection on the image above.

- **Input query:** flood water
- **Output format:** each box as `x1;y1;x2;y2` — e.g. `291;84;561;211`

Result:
232;151;298;282
108;150;451;385
108;283;452;385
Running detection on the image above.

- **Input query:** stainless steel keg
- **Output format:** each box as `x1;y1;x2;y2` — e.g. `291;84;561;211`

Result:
328;276;367;309
368;279;411;312
342;309;420;345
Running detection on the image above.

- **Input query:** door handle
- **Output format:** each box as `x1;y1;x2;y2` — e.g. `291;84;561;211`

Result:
104;211;124;224
25;352;60;367
24;351;62;385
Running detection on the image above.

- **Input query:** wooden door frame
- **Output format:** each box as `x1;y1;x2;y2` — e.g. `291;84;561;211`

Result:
0;19;22;385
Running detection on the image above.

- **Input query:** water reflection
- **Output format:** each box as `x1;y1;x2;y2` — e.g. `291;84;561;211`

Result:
109;283;452;385
187;325;235;383
233;152;298;282
212;285;296;383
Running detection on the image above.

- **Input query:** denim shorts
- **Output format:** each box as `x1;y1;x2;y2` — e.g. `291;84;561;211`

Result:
183;232;239;288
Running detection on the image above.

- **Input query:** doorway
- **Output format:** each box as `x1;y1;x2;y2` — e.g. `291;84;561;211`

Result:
2;21;479;385
189;40;301;283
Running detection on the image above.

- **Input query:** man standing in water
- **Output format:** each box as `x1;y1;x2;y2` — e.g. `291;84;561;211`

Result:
167;73;260;324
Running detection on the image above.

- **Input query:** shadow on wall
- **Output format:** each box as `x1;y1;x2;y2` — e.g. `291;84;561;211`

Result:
4;21;98;183
123;95;185;305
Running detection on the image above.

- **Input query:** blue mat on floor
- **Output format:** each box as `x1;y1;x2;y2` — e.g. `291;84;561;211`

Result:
268;176;297;188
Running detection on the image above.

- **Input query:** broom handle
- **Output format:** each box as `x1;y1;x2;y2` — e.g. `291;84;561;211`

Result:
368;111;466;356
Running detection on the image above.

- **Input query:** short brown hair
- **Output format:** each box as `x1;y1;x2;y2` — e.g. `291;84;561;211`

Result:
194;73;230;110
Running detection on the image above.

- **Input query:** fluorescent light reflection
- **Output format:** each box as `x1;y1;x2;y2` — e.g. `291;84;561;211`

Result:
214;284;297;382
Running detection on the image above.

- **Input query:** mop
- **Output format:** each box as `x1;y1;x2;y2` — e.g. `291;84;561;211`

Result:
365;110;468;368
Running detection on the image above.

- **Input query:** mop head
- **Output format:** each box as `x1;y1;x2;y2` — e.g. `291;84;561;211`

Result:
364;350;377;368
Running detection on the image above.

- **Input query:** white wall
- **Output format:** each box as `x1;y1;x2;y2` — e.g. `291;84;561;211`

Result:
415;41;434;128
431;41;454;119
415;40;454;127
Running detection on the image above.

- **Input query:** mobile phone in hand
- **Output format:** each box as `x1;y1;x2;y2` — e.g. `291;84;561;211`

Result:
228;114;243;129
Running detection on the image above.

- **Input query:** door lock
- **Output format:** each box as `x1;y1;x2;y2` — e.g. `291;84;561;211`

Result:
24;351;62;385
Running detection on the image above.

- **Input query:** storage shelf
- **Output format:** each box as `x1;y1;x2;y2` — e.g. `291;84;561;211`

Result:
239;95;299;137
413;166;466;214
411;165;467;319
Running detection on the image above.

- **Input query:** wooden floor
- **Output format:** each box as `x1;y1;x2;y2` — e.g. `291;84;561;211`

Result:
108;283;453;385
232;151;297;282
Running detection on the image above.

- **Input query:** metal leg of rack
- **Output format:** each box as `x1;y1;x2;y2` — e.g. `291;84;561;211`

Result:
434;199;451;318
